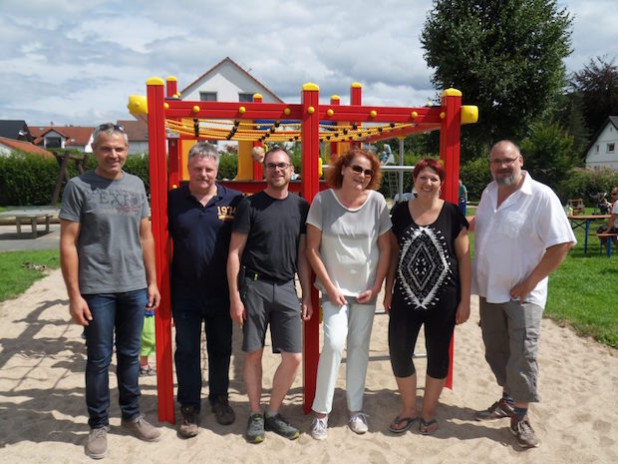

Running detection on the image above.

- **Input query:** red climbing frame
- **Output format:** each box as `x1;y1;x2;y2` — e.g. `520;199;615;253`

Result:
144;77;475;422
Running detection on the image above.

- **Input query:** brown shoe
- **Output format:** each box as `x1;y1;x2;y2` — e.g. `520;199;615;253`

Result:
179;405;199;438
211;396;235;425
475;399;514;421
510;416;540;448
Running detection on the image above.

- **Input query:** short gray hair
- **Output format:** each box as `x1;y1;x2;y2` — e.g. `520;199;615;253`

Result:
188;142;220;166
92;123;128;147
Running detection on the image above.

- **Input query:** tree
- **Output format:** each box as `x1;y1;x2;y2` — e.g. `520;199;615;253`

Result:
570;56;618;137
520;118;577;191
421;0;573;160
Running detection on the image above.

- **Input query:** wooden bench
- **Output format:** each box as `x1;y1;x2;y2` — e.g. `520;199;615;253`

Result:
0;211;52;238
590;233;618;257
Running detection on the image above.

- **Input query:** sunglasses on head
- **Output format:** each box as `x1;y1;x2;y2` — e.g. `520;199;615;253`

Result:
97;123;125;132
350;164;374;177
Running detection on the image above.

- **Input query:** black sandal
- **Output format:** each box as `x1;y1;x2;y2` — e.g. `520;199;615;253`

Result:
388;415;418;433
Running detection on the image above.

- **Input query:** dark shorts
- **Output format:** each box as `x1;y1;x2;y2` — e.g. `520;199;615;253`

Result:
241;278;302;353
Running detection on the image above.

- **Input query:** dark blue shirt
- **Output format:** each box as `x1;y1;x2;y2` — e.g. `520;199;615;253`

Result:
168;183;243;299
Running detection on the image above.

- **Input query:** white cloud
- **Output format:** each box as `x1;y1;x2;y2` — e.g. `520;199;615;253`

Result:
0;0;615;125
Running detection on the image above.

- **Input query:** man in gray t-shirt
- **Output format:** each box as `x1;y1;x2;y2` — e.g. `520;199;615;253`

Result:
59;123;161;459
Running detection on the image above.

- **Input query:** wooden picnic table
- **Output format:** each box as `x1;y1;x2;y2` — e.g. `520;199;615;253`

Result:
567;214;610;255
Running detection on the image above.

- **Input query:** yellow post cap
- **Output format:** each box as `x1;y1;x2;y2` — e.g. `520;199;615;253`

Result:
441;88;462;97
166;76;178;82
253;93;263;99
127;95;148;114
461;105;479;124
351;82;362;88
303;83;319;91
146;77;165;86
331;95;340;101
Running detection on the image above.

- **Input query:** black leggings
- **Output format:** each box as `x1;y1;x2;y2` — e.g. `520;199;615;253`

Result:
388;293;456;379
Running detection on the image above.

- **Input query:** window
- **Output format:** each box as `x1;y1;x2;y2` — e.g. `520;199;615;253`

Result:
45;136;61;148
596;144;599;153
200;92;217;102
607;143;615;154
239;93;254;102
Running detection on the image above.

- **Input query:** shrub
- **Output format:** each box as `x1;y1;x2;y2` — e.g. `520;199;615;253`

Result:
558;167;618;205
459;157;492;201
217;154;238;180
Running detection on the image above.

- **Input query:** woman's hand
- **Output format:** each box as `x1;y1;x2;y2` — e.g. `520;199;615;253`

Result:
455;300;470;325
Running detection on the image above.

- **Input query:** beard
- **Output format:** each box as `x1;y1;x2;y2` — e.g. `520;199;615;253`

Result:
494;171;520;186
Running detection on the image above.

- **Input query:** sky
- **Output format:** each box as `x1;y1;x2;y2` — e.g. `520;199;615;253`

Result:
1;0;617;127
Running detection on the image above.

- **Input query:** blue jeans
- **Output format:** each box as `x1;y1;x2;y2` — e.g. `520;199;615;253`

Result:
83;289;147;428
172;294;232;411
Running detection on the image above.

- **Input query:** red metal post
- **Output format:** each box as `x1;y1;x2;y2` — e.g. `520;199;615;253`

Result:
146;77;175;423
301;83;321;414
350;82;362;149
439;88;462;390
166;76;178;98
252;93;264;180
329;95;340;163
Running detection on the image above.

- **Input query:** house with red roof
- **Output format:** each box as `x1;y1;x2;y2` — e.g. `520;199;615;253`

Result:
0;136;53;158
31;125;94;152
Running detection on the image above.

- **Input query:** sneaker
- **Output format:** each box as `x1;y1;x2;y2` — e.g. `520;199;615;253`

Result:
211;396;236;425
139;365;155;376
121;415;161;442
349;412;369;434
475;399;514;421
246;413;265;444
179;405;199;438
85;426;108;459
264;413;300;440
310;416;328;440
510;416;540;448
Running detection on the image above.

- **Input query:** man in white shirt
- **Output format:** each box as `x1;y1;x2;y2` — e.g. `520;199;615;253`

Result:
472;140;576;449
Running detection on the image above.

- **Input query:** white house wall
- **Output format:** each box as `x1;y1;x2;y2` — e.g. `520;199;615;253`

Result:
183;62;280;103
586;123;618;169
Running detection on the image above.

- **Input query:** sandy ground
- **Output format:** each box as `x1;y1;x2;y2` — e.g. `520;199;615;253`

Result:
1;269;617;463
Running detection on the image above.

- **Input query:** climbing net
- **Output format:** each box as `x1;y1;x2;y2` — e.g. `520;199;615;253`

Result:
165;118;416;143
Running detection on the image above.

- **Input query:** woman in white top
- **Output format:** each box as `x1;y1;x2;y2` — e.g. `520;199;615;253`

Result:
306;148;391;440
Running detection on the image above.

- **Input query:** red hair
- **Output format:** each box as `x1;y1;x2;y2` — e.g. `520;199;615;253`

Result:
413;158;445;182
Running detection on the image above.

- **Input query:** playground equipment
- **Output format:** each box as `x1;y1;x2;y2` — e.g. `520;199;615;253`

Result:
128;77;478;423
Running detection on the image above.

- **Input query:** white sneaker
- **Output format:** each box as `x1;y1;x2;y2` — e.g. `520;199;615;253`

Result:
311;416;328;440
349;412;369;434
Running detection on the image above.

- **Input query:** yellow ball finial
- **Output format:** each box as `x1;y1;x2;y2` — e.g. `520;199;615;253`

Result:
164;102;169;110
369;110;377;118
411;111;418;119
284;108;291;116
239;106;246;114
440;112;446;119
327;109;334;116
192;105;200;114
308;106;315;114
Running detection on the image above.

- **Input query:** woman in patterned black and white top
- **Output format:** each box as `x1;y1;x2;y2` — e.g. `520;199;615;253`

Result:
384;158;471;435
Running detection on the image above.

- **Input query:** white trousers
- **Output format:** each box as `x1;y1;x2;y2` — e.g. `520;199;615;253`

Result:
312;299;376;414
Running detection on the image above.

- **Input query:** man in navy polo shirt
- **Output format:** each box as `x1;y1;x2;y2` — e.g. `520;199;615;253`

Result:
168;142;243;438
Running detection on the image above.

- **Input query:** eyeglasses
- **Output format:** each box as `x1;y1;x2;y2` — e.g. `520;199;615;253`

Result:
265;162;291;170
490;157;520;166
350;164;374;177
97;123;125;132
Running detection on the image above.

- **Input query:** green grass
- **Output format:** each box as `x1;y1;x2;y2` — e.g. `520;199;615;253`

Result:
0;249;60;302
545;223;618;348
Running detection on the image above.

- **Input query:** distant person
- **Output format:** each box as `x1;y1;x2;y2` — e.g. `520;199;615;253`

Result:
227;146;313;444
139;307;155;376
472;140;575;449
602;187;618;251
60;123;161;460
307;148;391;440
384;158;470;435
168;142;243;438
251;146;265;164
458;179;468;216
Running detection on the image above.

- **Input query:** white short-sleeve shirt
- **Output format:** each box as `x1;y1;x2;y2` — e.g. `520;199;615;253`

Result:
306;189;391;297
472;172;576;308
